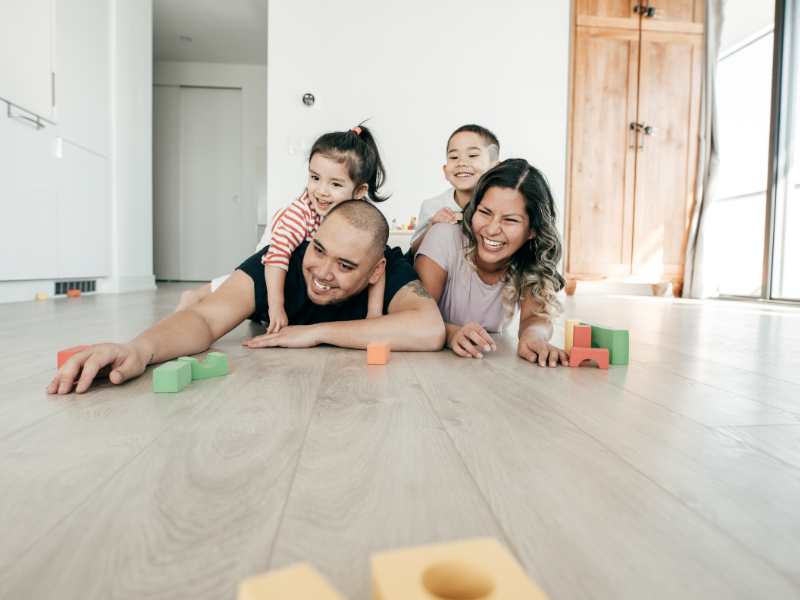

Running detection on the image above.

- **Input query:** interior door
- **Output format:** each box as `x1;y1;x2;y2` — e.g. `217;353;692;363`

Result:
153;85;181;280
568;27;640;278
631;31;702;279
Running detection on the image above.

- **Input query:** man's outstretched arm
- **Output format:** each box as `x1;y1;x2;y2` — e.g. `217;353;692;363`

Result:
48;271;257;394
244;280;446;352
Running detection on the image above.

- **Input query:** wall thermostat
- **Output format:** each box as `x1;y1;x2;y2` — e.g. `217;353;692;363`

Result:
302;93;315;107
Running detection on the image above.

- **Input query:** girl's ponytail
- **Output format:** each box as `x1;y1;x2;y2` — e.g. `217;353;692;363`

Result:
308;122;390;203
351;124;389;203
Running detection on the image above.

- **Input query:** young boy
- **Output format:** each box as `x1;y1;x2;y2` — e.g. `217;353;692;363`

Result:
409;124;500;256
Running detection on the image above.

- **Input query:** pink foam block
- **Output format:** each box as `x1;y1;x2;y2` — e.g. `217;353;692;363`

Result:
569;346;609;369
573;324;592;349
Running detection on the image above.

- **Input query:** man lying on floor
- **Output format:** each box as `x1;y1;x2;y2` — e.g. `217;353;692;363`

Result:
48;201;446;394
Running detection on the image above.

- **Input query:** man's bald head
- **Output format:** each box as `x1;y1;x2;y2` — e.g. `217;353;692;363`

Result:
325;200;389;258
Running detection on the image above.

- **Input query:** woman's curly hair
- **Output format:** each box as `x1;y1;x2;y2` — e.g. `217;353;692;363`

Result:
461;158;565;322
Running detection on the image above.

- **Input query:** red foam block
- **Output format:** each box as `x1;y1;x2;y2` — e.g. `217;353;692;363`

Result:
569;346;609;369
573;324;592;349
57;345;89;368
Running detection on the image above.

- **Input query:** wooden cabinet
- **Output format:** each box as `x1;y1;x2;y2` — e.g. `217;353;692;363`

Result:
566;0;703;296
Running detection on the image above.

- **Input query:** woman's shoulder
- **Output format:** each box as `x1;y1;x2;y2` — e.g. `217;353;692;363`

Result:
427;222;466;243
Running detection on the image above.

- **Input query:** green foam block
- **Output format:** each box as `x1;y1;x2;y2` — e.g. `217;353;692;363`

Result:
152;360;192;393
590;325;629;365
178;351;229;380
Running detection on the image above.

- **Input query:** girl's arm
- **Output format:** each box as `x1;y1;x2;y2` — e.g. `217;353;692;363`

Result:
265;265;289;333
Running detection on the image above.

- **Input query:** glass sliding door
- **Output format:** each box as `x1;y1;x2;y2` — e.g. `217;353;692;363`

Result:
772;0;800;300
712;3;775;297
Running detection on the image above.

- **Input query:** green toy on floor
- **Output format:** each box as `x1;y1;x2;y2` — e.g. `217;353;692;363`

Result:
153;351;229;393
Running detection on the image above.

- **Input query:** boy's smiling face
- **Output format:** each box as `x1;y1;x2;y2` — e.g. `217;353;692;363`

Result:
443;131;497;196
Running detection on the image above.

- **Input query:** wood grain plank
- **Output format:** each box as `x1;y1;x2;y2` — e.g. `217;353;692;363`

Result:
0;346;326;600
484;336;800;588
410;344;798;598
268;350;506;600
719;425;800;471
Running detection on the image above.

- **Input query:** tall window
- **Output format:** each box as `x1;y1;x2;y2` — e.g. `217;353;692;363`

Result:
710;0;800;302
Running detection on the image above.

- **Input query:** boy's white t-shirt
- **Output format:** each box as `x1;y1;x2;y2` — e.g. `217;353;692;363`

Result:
410;188;461;245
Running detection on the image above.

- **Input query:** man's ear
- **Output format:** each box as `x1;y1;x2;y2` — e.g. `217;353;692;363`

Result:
368;256;387;285
354;183;369;199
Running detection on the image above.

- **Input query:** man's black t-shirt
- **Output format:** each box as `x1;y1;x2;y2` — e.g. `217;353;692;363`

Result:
237;242;418;325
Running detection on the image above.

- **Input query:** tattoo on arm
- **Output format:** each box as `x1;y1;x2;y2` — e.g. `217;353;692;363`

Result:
406;280;433;299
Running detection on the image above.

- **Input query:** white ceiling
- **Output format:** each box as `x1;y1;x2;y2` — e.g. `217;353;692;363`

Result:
153;0;267;65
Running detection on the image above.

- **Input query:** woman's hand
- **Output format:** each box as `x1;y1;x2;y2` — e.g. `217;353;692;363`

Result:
517;332;568;367
447;322;497;358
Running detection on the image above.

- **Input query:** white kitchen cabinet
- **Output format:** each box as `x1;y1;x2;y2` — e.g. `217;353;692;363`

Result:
0;110;58;280
54;0;110;155
0;0;55;121
56;140;109;277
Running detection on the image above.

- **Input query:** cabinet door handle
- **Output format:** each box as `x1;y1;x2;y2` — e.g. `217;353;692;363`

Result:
643;125;656;136
629;122;644;150
6;103;45;130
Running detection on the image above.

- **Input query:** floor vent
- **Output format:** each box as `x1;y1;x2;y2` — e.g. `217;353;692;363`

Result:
54;280;96;295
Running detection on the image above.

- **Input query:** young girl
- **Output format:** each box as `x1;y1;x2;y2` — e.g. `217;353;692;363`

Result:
176;125;389;333
414;158;568;366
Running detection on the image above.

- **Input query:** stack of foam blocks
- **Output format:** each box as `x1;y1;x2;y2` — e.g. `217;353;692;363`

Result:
565;320;629;369
238;538;549;599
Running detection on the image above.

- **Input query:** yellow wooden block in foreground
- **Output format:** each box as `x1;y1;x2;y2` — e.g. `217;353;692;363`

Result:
564;319;579;354
238;563;346;600
372;538;549;600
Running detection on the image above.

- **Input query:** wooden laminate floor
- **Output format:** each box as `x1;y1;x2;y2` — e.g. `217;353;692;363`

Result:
1;284;800;599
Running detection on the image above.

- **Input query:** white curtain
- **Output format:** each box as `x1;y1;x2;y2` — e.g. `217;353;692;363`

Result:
682;0;725;298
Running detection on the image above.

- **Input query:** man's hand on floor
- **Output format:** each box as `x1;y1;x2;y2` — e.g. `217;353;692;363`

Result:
47;343;149;394
242;324;322;349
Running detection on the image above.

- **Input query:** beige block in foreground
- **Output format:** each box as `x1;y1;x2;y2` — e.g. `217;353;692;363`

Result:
238;563;347;600
372;538;549;599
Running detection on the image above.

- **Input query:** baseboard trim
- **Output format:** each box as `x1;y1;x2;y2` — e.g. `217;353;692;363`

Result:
0;274;156;303
97;275;157;294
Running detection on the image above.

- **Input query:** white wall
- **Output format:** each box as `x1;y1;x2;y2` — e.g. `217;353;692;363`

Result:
153;61;267;227
102;0;155;294
266;0;570;231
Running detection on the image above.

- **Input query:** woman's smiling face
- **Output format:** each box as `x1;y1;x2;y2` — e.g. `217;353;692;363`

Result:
470;186;533;270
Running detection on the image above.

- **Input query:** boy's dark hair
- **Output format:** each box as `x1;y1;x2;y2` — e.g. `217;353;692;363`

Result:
309;124;389;202
447;124;500;161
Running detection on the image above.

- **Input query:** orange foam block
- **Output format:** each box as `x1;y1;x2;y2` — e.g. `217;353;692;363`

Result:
573;324;591;348
372;538;549;600
57;345;89;368
66;289;81;298
367;342;390;365
238;563;346;600
569;346;609;369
